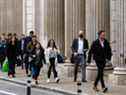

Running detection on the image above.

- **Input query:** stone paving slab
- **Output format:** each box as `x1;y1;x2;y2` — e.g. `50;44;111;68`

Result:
0;67;126;95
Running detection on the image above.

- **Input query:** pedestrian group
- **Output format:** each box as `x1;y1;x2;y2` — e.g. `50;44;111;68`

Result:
0;30;112;93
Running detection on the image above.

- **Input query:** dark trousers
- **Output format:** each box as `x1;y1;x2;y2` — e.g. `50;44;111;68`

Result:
0;55;6;69
74;63;86;82
94;61;106;88
20;51;25;69
74;63;79;81
8;58;16;76
47;58;58;79
25;55;31;75
74;54;86;82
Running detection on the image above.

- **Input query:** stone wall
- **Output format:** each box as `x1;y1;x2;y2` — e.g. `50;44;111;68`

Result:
35;0;65;53
0;0;23;35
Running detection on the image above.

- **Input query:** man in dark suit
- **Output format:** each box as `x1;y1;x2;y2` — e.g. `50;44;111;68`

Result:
24;31;34;76
71;30;89;82
87;30;112;93
18;34;27;69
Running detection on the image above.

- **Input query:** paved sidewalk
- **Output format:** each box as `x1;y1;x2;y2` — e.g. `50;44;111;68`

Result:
0;67;126;95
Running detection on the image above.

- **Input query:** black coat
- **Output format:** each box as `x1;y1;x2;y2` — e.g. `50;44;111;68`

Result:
71;38;89;63
27;42;46;67
71;38;89;58
87;39;112;63
33;47;46;67
6;42;17;60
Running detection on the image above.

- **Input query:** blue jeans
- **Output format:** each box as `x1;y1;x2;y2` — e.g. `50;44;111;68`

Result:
31;66;41;80
77;54;85;64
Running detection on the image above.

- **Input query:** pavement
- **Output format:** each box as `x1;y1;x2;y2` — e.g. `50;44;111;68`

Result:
0;80;66;95
0;66;126;95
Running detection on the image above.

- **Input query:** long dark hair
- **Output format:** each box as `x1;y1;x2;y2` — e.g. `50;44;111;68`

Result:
47;39;57;49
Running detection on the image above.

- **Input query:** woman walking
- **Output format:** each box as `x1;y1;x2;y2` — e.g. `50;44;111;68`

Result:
46;39;60;83
6;34;17;78
31;42;46;84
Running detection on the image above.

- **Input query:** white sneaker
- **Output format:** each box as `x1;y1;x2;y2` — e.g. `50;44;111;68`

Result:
47;79;50;83
31;80;35;85
55;77;60;83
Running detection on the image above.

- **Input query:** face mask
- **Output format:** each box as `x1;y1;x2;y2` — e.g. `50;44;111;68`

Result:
79;34;83;38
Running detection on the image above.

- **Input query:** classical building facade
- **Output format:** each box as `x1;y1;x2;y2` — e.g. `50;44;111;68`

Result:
35;0;126;85
0;0;23;34
35;0;65;53
0;0;126;85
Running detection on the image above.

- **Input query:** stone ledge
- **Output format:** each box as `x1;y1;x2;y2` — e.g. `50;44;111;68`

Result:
0;77;76;95
86;63;113;81
108;67;126;85
108;74;126;85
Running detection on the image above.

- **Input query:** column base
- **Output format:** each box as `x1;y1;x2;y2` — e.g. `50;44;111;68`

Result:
109;67;126;85
86;62;113;81
57;63;75;79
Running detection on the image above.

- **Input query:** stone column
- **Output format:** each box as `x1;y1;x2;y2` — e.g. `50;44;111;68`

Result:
44;0;65;53
109;0;126;85
65;0;85;57
0;0;23;35
35;0;47;47
35;0;65;53
85;0;112;81
86;0;110;44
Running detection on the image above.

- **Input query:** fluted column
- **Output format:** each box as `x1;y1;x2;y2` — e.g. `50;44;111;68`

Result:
0;0;23;34
65;0;85;57
35;0;47;47
86;0;110;44
110;0;126;85
45;0;65;53
35;0;65;53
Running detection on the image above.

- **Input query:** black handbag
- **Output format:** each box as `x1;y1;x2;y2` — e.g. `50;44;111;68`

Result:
70;54;78;64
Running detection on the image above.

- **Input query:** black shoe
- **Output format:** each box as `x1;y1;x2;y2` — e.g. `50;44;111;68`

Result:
82;80;87;82
93;86;99;92
27;74;31;77
74;80;77;82
74;78;77;82
13;75;16;78
35;81;38;85
103;87;108;93
55;78;60;83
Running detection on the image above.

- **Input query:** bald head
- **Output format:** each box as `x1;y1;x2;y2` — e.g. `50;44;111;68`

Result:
78;30;84;39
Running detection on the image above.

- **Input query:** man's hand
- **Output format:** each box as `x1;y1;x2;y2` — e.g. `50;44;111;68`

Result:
87;60;91;64
74;52;78;56
106;59;111;64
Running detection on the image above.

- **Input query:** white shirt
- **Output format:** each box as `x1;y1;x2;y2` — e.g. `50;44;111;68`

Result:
78;38;84;54
45;47;59;63
21;39;24;50
99;39;104;48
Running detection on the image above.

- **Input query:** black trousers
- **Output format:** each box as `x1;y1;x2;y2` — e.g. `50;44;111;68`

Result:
74;63;79;81
94;61;106;88
8;58;16;76
19;51;25;69
24;55;31;75
47;58;58;79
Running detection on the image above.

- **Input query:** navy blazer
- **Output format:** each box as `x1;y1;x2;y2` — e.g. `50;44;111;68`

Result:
71;38;89;58
18;38;27;53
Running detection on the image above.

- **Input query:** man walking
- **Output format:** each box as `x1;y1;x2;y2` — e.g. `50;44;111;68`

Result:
71;30;89;82
19;34;26;69
87;30;112;93
25;31;34;76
